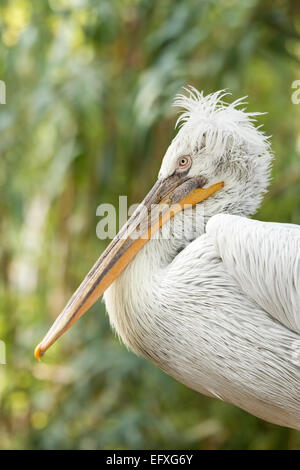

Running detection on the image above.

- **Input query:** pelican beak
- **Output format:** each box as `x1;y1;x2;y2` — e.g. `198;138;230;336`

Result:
35;174;223;360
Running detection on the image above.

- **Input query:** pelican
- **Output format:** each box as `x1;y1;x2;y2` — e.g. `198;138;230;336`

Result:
35;88;300;430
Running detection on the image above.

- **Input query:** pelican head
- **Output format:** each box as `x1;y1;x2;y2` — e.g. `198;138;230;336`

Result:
160;88;272;220
35;87;272;359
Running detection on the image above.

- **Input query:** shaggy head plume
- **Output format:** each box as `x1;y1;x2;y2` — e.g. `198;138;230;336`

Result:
173;86;271;158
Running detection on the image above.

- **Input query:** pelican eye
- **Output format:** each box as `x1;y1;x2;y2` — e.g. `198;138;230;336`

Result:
176;155;192;171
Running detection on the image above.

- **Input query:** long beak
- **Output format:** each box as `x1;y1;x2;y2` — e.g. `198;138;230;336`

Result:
35;174;223;359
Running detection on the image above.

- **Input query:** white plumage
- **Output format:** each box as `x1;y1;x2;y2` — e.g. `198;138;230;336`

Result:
36;87;300;430
104;88;300;429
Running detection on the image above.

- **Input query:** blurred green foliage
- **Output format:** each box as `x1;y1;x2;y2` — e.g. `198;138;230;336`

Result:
1;0;300;450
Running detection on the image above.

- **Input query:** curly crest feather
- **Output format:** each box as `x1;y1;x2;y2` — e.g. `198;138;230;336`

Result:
173;86;271;158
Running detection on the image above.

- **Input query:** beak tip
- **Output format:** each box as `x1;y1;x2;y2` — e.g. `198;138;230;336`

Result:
34;343;44;361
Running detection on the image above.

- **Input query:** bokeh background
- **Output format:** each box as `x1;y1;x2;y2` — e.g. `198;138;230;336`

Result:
1;0;300;450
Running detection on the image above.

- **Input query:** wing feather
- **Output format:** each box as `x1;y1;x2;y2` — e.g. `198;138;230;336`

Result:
206;214;300;334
